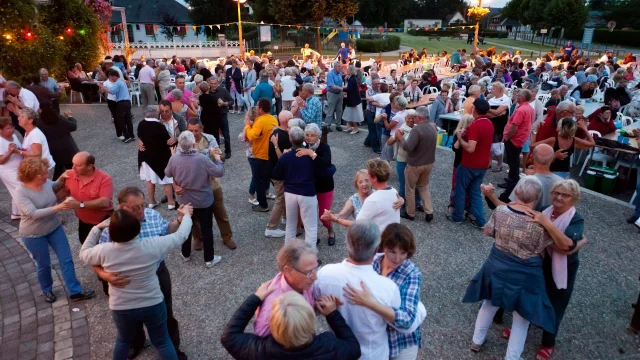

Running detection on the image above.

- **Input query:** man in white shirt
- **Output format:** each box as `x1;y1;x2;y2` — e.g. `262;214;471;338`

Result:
5;80;40;136
138;59;157;108
280;68;298;110
314;220;401;360
355;158;400;233
562;69;578;92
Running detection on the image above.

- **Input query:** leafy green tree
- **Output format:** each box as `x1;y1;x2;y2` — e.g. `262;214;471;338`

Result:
544;0;588;29
603;0;640;29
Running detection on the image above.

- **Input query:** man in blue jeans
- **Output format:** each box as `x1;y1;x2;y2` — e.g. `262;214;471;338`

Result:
448;98;494;227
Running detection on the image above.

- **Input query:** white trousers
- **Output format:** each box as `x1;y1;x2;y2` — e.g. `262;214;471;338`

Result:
284;192;318;248
472;300;530;360
391;345;419;360
0;169;20;216
243;89;254;109
230;89;244;107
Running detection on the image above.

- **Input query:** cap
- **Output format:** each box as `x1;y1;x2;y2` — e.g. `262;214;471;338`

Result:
473;98;490;114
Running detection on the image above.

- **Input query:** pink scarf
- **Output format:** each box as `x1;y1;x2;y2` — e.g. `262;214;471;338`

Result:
541;206;576;289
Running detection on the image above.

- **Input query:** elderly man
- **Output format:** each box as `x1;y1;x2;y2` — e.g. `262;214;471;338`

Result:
39;68;61;112
101;70;135;142
254;240;319;335
5;80;39;136
325;61;344;132
395;106;437;222
313;221;401;360
498;89;534;190
165;131;225;267
265;111;294;238
291;83;322;127
448;98;494;228
165;75;197;121
534;100;576;142
208;77;234;158
138;59;156;108
186;118;236;249
62;152;114;244
245;98;279;212
94;187;188;360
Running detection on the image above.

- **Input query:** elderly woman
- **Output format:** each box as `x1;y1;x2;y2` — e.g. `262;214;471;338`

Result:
165;131;225;267
449;115;475;214
429;83;453;127
296;123;336;245
74;63;89;80
570;81;596;103
169;89;196;120
15;157;95;303
344;223;425;360
157;63;172;99
242;60;257;111
462;176;574;360
188;74;204;101
545;89;562;108
221;282;360;359
80;206;193;360
464;85;481;114
271;127;330;248
137;106;177;211
0;117;22;219
17;108;56;176
386;110;423;210
532;118;595;179
36;104;79;180
226;60;244;114
342;65;364;134
486;82;511;172
376;95;408;162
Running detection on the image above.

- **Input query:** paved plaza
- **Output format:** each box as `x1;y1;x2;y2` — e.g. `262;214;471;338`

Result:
0;104;639;360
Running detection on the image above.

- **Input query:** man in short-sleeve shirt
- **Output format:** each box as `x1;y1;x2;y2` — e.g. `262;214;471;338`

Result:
449;98;494;227
499;89;534;190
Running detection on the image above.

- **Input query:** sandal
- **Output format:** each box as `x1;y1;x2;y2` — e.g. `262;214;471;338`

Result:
502;328;510;339
536;346;554;360
491;166;503;172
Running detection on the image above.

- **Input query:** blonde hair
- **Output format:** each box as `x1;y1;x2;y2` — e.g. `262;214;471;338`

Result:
18;158;50;183
552;179;581;203
269;291;316;349
353;169;369;189
491;81;505;94
468;85;481;96
455;114;475;132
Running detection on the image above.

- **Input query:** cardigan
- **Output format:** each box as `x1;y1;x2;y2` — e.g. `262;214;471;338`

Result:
36;116;79;165
344;76;362;107
226;67;243;92
137;118;172;179
312;142;335;193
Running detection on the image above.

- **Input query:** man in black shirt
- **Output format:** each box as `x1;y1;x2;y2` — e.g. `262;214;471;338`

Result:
207;77;234;158
264;110;295;238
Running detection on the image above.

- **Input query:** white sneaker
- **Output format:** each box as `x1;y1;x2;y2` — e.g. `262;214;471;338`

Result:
230;110;236;114
350;129;359;135
147;203;158;209
180;253;191;262
118;136;125;140
205;255;222;268
266;193;276;200
265;228;286;238
248;198;259;205
342;127;351;132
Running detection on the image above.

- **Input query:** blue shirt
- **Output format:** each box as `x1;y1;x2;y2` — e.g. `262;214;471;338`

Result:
40;77;59;95
251;81;274;103
110;80;130;102
373;254;423;357
271;150;318;196
337;47;350;60
563;45;575;57
326;69;343;94
98;208;169;268
301;95;323;127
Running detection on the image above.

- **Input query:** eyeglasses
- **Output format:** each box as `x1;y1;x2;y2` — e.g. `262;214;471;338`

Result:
293;265;320;279
125;203;147;212
551;191;572;199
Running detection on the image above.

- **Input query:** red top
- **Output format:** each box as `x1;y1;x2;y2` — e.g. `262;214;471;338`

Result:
587;109;617;136
65;169;114;224
504;102;534;148
535;108;558;142
174;64;186;73
461;117;494;169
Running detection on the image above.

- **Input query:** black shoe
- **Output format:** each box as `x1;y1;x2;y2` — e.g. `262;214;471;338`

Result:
469;220;485;229
416;204;425;212
43;291;57;303
177;350;188;360
425;213;434;222
251;205;269;212
327;236;336;246
627;215;639;224
225;152;231;159
374;150;382;154
325;126;333;133
336;126;343;132
124;137;135;143
160;196;168;204
497;182;509;189
400;209;415;221
70;289;96;301
446;212;462;224
127;347;143;360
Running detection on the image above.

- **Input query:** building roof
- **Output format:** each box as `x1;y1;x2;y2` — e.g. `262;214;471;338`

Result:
500;18;522;27
110;0;191;24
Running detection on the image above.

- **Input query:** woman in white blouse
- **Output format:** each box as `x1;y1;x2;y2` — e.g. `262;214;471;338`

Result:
0;117;23;219
16;108;56;176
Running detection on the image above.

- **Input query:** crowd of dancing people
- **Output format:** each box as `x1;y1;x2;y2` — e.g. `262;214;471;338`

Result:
4;44;639;360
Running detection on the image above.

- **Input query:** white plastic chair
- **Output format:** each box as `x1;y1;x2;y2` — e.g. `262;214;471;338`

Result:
579;130;616;176
422;86;430;95
129;81;141;106
429;87;439;95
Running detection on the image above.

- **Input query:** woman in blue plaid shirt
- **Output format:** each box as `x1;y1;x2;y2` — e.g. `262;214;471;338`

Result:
343;223;424;359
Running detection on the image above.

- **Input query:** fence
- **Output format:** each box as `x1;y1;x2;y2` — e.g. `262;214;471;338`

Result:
507;31;630;58
244;31;343;58
109;40;243;60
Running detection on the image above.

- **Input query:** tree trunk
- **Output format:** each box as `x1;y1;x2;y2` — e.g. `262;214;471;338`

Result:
316;24;322;55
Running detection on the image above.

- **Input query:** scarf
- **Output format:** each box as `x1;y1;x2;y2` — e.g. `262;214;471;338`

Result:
541;205;576;289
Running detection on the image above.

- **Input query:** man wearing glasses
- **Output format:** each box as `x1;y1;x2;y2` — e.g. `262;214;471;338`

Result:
92;186;189;360
252;240;319;336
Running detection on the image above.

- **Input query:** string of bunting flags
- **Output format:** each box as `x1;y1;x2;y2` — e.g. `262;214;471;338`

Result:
109;22;475;33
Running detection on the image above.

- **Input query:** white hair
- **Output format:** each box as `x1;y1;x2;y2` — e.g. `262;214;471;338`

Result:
178;131;196;152
514;176;542;204
305;123;321;137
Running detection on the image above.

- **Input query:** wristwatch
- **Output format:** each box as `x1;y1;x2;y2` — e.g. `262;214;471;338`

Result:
80;202;85;208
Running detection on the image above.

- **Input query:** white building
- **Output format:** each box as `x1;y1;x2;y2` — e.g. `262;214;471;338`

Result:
404;19;443;32
444;12;466;25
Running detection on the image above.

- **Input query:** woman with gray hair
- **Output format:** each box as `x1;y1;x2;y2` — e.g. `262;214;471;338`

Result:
375;95;408;161
165;130;225;267
137;106;176;210
157;62;171;98
462;176;575;360
170;89;196;121
342;65;364;134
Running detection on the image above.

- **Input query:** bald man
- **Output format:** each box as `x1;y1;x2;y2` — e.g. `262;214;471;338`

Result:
62;151;114;244
482;144;562;211
265;110;294;238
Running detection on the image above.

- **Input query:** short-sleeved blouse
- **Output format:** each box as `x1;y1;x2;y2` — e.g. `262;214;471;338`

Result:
350;190;375;218
485;205;551;259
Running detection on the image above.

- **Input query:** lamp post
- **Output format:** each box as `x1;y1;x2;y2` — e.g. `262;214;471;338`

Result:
468;0;489;55
236;0;246;58
473;0;481;55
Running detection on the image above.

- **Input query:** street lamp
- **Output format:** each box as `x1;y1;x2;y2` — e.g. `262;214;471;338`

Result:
235;0;247;58
468;0;490;55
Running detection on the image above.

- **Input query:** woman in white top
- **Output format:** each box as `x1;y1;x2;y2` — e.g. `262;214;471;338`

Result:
0;117;23;218
16;108;56;175
280;68;298;110
157;62;172;99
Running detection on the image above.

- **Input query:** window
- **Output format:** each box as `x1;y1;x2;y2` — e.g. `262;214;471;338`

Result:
126;24;134;42
145;24;154;36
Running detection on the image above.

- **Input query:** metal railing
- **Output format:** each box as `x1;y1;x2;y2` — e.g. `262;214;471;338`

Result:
110;40;242;49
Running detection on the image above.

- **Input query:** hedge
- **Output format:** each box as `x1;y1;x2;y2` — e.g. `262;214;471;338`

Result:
407;29;507;38
356;35;400;52
562;28;640;48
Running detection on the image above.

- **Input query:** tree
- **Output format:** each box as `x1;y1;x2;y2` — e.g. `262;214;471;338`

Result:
544;0;588;29
603;0;640;29
185;0;238;39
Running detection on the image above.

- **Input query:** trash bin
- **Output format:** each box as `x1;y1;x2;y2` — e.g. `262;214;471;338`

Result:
584;165;618;195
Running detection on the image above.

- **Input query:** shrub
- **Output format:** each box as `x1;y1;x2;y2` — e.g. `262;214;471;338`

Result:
407;28;505;38
562;28;640;48
356;35;400;52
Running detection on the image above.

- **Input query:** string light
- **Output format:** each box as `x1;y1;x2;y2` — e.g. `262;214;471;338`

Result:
79;29;86;35
3;34;10;40
65;27;73;35
25;31;33;40
59;36;64;40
